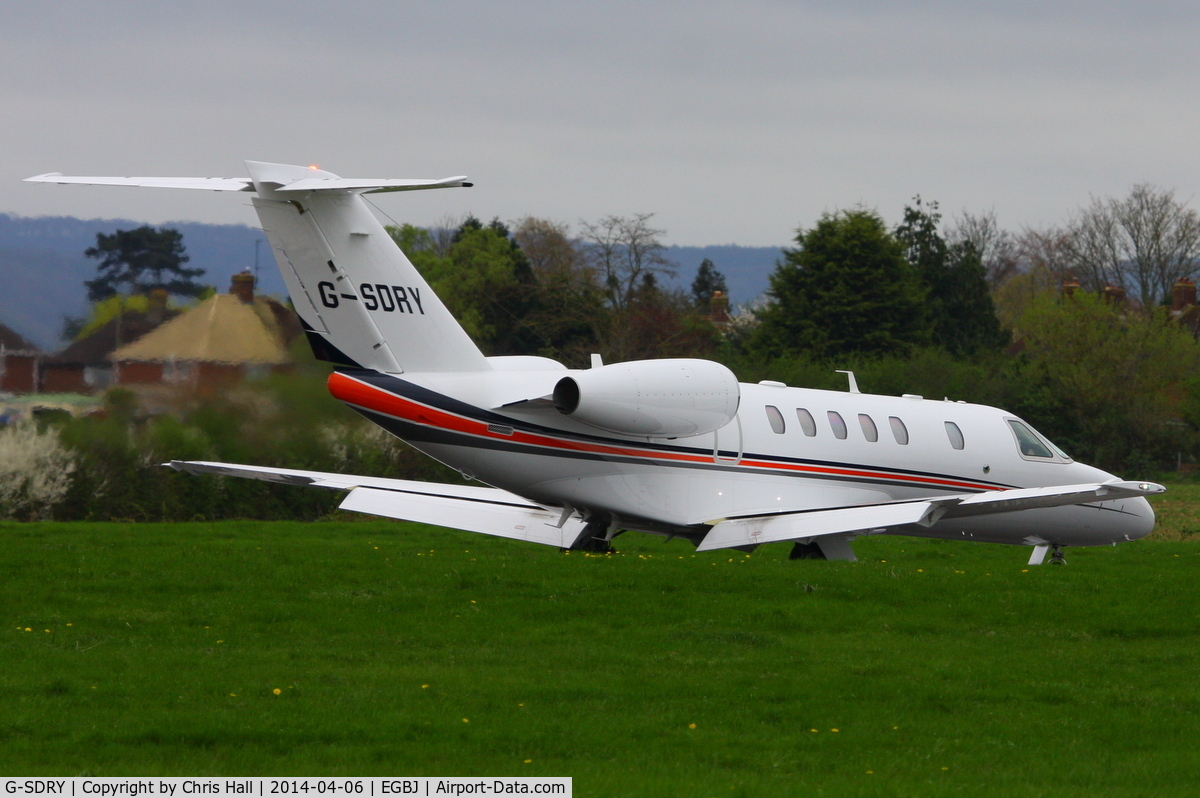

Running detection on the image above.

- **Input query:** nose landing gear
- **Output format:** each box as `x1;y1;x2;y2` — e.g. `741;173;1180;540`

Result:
1028;543;1067;565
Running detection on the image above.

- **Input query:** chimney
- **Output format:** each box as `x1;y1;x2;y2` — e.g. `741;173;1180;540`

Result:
1101;285;1126;305
147;288;169;324
1172;278;1197;311
230;271;255;303
709;290;730;324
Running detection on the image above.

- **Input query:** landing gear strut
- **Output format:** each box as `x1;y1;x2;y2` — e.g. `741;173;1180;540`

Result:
1028;543;1067;565
566;514;618;553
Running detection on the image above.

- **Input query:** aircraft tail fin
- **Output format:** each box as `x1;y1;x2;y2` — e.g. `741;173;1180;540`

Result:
245;162;488;374
27;162;490;375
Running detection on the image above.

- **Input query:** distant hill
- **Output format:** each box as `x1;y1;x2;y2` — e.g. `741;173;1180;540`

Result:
0;214;279;349
0;214;782;350
663;244;781;308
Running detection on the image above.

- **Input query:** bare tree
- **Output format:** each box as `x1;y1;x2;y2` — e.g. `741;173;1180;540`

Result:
1062;184;1200;306
991;226;1076;326
578;213;676;311
948;210;1020;286
511;217;586;283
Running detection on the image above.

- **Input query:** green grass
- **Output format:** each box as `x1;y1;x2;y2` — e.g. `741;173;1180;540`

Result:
2;519;1198;796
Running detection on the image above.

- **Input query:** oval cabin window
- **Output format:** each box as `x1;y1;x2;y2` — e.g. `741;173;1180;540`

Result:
765;405;785;434
828;411;848;440
796;408;817;437
889;416;909;445
858;414;878;442
945;421;965;450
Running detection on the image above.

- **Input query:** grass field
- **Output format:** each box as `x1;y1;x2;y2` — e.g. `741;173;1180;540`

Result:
2;494;1199;795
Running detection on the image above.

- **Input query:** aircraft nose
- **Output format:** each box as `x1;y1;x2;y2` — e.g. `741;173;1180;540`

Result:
1122;496;1156;541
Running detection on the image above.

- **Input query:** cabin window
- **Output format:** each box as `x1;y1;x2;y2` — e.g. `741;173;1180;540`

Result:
796;408;817;437
765;405;786;434
858;414;878;442
828;411;848;440
944;421;965;450
889;416;909;445
1008;419;1054;459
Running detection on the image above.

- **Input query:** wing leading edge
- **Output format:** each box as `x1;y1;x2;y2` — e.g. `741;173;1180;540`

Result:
166;460;589;548
695;480;1165;552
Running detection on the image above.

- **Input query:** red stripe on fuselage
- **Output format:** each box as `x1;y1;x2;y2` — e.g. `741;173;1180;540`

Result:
327;371;998;493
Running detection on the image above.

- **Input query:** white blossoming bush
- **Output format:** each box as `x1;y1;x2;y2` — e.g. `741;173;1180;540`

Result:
0;422;77;520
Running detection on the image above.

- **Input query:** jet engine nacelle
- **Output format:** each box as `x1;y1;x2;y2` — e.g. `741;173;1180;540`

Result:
552;358;740;438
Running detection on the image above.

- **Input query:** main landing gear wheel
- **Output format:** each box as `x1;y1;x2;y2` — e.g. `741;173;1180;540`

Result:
789;541;826;560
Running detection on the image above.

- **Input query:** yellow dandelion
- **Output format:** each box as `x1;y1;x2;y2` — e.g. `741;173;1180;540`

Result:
24;628;30;632
230;693;237;697
866;770;874;774
216;640;224;644
273;688;281;695
422;684;429;689
1022;569;1029;572
518;703;524;707
523;759;531;764
462;718;469;723
810;729;818;733
66;623;72;627
917;569;923;572
688;723;697;729
470;600;476;604
893;726;898;730
44;629;50;633
831;728;839;733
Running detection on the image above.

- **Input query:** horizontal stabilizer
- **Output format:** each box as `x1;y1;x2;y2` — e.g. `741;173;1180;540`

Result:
25;173;472;195
276;176;472;193
24;173;254;191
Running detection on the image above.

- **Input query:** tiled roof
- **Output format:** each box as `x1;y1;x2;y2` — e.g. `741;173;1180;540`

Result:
45;310;178;366
110;295;292;365
0;323;39;353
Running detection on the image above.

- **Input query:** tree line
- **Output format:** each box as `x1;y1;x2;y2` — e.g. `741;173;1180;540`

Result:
3;184;1199;521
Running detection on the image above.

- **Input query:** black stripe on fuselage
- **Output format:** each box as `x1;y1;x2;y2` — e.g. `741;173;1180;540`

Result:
338;371;1016;494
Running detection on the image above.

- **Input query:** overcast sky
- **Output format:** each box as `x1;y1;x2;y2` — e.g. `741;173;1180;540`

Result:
4;1;1199;246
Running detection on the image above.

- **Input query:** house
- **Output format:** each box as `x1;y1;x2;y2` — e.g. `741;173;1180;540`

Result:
109;272;300;388
40;291;178;394
0;323;41;394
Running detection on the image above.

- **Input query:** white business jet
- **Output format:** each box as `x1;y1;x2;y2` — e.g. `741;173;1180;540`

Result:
27;162;1163;565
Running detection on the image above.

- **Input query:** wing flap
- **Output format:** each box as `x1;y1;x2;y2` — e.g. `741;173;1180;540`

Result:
340;487;586;547
697;501;936;552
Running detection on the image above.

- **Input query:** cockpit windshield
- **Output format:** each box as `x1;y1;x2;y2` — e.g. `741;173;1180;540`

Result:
1007;419;1071;461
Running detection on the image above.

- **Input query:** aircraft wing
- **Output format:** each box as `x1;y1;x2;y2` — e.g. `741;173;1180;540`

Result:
165;460;588;547
695;480;1164;552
